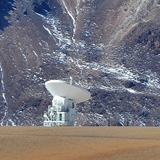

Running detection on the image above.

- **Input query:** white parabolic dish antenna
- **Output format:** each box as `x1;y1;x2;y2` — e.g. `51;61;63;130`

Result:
45;80;91;104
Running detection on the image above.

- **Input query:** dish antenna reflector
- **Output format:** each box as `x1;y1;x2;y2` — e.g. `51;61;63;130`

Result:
43;77;90;126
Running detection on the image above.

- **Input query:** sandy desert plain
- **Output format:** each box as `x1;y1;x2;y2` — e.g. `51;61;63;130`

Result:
0;126;160;160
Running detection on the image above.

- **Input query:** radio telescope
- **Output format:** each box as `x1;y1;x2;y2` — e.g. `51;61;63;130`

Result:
43;77;90;126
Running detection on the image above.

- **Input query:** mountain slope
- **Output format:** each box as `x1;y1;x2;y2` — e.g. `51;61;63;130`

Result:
0;0;160;126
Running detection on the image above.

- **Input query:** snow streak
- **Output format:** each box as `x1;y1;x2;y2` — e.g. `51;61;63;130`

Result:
0;65;8;125
61;0;76;42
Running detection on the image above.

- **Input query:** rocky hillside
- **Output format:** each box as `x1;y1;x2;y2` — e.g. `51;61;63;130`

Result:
0;0;160;126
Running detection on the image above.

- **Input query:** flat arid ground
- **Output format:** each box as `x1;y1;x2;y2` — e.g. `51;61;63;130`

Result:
0;127;160;160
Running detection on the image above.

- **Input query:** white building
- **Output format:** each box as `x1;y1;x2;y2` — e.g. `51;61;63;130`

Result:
43;78;90;126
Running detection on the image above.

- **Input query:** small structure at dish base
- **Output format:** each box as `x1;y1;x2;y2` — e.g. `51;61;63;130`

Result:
43;78;90;126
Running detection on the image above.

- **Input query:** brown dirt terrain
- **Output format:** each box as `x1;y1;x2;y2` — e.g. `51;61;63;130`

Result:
0;126;160;160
